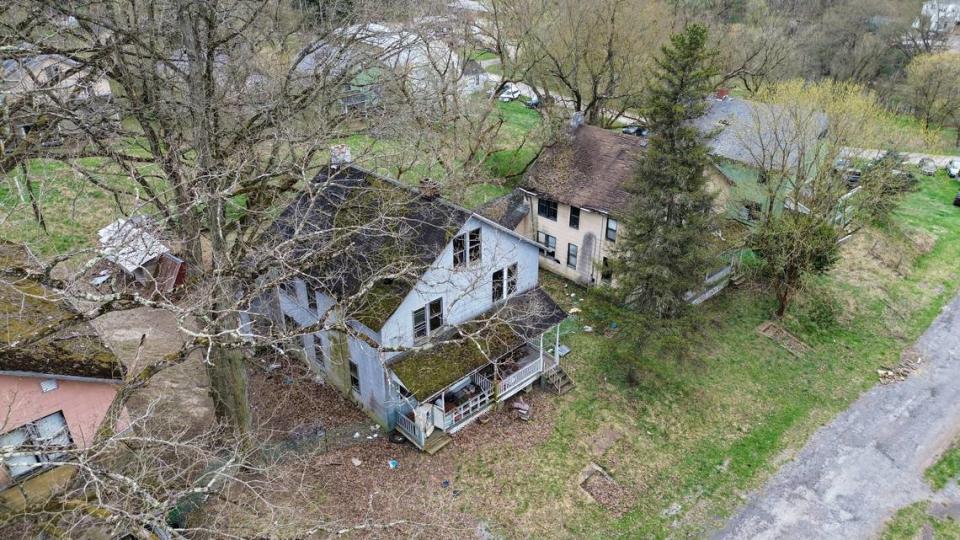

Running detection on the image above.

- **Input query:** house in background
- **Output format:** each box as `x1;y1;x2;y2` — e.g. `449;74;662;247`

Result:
97;217;186;294
512;116;733;288
0;241;127;512
250;154;568;453
1;51;114;147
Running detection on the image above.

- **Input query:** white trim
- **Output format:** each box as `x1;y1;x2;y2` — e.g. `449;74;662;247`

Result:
0;371;123;385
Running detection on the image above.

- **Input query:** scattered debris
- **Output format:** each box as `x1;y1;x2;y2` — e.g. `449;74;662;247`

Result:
569;307;582;314
512;397;532;421
441;479;450;488
351;457;362;467
388;459;399;469
878;348;924;384
557;344;571;357
583;325;594;333
756;321;811;357
662;502;682;518
579;462;633;516
353;432;361;439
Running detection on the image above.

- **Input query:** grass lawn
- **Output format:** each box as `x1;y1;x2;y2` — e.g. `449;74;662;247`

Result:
926;439;960;491
880;502;960;540
452;170;960;537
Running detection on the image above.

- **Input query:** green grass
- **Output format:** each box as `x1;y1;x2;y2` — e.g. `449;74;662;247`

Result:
455;170;960;537
888;113;960;156
926;441;960;491
881;502;960;540
467;49;498;62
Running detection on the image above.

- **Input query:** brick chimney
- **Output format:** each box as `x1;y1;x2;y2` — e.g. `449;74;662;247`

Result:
330;144;352;168
418;178;441;199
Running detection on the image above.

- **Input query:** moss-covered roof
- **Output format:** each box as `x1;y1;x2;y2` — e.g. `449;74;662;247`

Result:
388;287;567;401
0;241;124;380
353;278;412;330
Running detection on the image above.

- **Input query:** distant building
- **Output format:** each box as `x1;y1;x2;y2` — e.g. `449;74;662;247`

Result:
509;118;736;299
1;51;114;146
0;241;127;512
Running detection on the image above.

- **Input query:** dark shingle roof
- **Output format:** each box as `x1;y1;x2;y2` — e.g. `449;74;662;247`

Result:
269;165;472;330
478;189;529;230
523;125;645;216
0;242;124;380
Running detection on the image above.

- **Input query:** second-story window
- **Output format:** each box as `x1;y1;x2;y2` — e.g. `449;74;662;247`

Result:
492;263;519;302
413;298;444;340
452;228;482;268
606;218;618;242
569;206;580;229
453;234;466;268
468;228;481;263
537;198;558;221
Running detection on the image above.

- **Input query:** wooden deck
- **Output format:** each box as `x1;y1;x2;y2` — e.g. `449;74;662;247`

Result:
422;429;452;455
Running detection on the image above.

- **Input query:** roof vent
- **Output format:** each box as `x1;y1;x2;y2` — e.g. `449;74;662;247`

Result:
330;144;352;168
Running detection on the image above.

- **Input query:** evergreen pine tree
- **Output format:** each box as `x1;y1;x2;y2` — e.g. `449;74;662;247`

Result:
614;24;719;317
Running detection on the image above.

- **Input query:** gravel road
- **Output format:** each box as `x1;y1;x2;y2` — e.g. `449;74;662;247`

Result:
714;293;960;539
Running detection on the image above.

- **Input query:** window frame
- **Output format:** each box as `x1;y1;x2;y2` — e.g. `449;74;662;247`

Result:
428;299;444;333
569;206;580;229
468;228;481;263
0;411;72;480
348;358;361;393
537;231;557;259
492;268;504;302
507;263;518;295
567;243;579;269
537;198;558;221
605;217;618;242
452;233;466;268
413;307;427;339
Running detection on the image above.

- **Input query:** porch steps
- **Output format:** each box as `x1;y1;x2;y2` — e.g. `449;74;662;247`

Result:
543;366;574;395
422;430;453;455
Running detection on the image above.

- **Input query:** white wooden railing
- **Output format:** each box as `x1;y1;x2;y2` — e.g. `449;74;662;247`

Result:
443;373;493;428
395;403;424;448
497;357;543;396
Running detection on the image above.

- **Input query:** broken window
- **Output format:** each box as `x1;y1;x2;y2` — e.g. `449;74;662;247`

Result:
468;228;481;263
0;411;71;479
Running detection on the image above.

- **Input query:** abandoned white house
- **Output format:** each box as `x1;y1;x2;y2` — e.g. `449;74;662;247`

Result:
250;160;569;453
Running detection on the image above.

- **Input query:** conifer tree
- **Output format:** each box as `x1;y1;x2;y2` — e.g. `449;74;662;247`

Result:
614;24;718;317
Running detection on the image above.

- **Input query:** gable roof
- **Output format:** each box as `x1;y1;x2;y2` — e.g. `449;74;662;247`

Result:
692;96;828;167
0;242;124;381
523;125;646;216
269;165;472;330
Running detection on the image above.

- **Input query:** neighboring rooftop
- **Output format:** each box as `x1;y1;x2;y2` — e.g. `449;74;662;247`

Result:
0;241;124;380
523;124;646;216
478;189;529;230
692;95;828;167
387;287;566;400
98;217;170;274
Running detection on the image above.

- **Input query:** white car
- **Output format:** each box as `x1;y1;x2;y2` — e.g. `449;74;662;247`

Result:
947;159;960;178
497;83;522;102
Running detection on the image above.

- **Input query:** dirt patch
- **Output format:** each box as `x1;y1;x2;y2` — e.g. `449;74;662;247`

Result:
757;321;811;357
579;463;633;517
591;427;623;457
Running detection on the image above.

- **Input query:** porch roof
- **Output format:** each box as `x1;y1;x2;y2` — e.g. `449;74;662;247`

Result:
388;286;566;401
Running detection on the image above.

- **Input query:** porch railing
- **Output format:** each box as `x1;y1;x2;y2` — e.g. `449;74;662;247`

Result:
443;372;493;428
498;356;543;397
395;402;424;448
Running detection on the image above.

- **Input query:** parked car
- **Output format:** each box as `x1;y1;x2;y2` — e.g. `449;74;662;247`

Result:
954;191;960;207
525;95;541;109
840;168;862;189
497;83;522;102
919;157;938;176
834;157;853;170
622;124;649;137
947;159;960;178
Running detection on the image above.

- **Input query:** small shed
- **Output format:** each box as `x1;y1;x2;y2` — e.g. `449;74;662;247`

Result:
97;217;185;293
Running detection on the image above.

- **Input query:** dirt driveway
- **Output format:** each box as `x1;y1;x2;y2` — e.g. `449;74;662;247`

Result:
714;294;960;539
